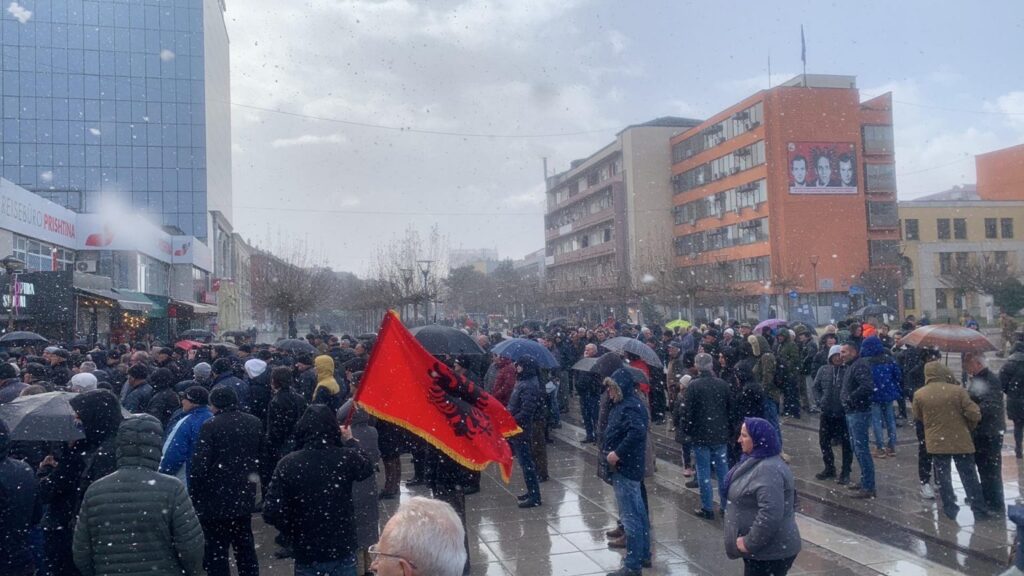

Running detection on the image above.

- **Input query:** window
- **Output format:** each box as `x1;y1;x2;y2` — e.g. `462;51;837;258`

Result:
867;201;899;229
939;253;952;274
937;218;950;240
985;218;998;239
865;163;896;192
904;218;919;240
935;289;948;310
953;218;967;239
995;251;1008;267
673;179;767;225
869;240;901;265
1002;218;1014;239
674;217;770;256
954;252;969;269
903;289;915;310
672;141;766;193
862;125;894;154
13;235;75;272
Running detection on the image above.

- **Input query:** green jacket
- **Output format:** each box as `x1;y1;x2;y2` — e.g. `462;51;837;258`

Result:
777;339;801;382
73;415;205;576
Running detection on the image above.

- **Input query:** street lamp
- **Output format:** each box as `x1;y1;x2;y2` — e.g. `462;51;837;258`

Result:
2;256;26;331
808;255;820;326
416;259;433;323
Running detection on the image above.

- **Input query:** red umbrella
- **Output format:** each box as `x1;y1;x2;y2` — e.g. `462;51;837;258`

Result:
174;340;205;351
899;324;996;354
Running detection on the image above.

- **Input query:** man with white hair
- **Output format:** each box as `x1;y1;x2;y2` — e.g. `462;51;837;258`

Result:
69;372;99;393
370;496;466;576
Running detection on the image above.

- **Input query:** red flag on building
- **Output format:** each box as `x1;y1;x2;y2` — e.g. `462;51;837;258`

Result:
355;311;521;481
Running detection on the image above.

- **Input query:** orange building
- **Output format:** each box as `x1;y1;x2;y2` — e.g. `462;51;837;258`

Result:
669;74;899;323
976;143;1024;201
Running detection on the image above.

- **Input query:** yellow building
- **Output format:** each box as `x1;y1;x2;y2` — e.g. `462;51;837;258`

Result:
899;185;1024;323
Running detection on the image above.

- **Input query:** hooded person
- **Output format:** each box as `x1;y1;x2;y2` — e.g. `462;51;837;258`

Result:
912;361;988;521
337;399;381;573
263;405;374;575
312;355;343;412
0;419;38;575
146;367;181;429
188;387;262;576
723;417;801;573
38;389;123;575
507;355;543;508
72;414;205;576
811;345;853;484
243;358;272;423
861;336;902;458
602;368;651;575
747;335;780;438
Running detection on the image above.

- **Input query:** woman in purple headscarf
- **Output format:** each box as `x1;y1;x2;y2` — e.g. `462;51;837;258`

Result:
723;417;801;575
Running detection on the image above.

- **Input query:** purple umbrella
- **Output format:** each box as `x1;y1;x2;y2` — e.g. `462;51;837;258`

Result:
754;319;788;334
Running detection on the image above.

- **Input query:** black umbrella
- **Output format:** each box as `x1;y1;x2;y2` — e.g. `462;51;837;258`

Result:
275;338;316;355
578;354;648;384
0;331;50;346
410;325;485;356
600;336;664;368
0;392;84;441
546;317;569;329
221;330;247;338
853;304;897;317
179;329;213;343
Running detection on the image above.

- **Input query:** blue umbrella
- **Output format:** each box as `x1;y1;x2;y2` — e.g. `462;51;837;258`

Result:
491;338;560;369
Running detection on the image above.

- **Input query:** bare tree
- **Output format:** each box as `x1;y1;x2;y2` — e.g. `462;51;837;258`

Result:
939;254;1018;316
250;243;338;338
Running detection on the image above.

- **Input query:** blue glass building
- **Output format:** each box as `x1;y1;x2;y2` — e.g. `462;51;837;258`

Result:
1;0;233;242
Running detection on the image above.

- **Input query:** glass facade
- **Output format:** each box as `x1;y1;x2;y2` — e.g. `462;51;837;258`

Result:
1;0;209;239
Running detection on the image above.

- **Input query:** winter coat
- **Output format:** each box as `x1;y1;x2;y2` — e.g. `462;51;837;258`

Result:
48;362;73;388
749;336;778;402
122;381;154;413
39;390;122;531
840;354;875;414
188;406;262;519
602;369;649;482
158;406;213;482
211;373;249;412
682;373;733;446
799;340;819;377
0;420;38;574
492;359;517;406
311;355;343;412
723;455;801;561
966;367;1006;439
508;374;543;429
575;369;602;397
775;337;801;385
72;415;204;576
338;400;381;548
147;384;181;429
265;388;307;458
296;366;319;402
812;363;847;417
860;337;902;403
1001;346;1024;421
263;406;374;565
246;370;272;424
0;378;27;404
912;362;981;455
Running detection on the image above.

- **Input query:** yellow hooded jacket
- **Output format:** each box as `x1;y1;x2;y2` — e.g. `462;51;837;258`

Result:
313;355;340;400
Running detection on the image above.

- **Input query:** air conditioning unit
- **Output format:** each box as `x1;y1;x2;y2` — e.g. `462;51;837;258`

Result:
75;260;97;273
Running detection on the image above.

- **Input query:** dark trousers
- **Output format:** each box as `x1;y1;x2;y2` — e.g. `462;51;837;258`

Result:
1013;419;1024;456
43;526;79;576
932;453;985;516
915;420;932;484
818;414;852;476
974;433;1005;512
782;377;801;418
411;446;426;480
433;484;471;575
200;516;259;576
530;418;548;480
580;393;600;440
743;555;797;576
649;381;667;421
382;456;401;495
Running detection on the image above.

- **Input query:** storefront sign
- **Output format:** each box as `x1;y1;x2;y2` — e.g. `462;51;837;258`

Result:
76;214;173;263
0;178;78;248
171;236;213;272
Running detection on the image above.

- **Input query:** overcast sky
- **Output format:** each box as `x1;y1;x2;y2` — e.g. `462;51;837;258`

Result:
225;0;1024;274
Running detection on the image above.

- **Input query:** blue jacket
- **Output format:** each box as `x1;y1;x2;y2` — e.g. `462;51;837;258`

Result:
212;373;250;412
508;356;544;429
602;368;649;482
861;337;903;403
159;406;213;481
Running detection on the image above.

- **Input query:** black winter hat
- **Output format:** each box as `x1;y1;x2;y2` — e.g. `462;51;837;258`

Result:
0;362;17;380
209;386;238;409
184;386;209;405
211;357;233;375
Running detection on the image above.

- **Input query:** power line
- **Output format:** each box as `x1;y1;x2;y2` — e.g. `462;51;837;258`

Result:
229;102;614;139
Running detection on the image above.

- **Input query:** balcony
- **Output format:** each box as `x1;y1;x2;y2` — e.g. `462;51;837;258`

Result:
545;207;615;241
548;176;622;213
550;242;616;267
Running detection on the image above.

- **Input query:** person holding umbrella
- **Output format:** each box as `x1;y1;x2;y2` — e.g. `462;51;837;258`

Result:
508;355;543;508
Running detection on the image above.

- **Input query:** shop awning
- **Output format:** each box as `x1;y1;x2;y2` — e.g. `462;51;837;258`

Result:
76;288;153;312
110;290;157;313
172;299;219;315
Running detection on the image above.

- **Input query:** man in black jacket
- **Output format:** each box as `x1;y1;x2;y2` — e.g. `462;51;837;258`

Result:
683;353;733;519
294;354;318;402
1;420;38;575
262;367;306;497
146;367;181;429
811;345;852;484
840;342;876;499
263;405;374;575
189;387;262;576
965;352;1006;514
577;343;602;443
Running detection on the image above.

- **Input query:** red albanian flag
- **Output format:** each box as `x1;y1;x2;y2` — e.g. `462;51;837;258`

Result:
355;311;521;482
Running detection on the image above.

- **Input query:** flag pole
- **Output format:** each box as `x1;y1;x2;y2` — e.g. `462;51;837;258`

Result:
800;24;807;86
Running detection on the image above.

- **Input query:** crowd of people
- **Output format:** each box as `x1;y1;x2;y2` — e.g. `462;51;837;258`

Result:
0;312;1021;576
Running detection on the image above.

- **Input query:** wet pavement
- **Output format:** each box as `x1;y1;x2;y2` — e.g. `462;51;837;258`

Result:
248;417;999;575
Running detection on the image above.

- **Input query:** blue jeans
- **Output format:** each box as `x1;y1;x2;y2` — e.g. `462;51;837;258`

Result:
512;432;541;500
693;444;729;512
870;401;897;451
294;555;356;576
612;474;650;570
580;393;600;440
846;411;875;492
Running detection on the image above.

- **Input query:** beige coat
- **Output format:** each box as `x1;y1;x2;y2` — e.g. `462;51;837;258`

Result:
912;362;981;455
